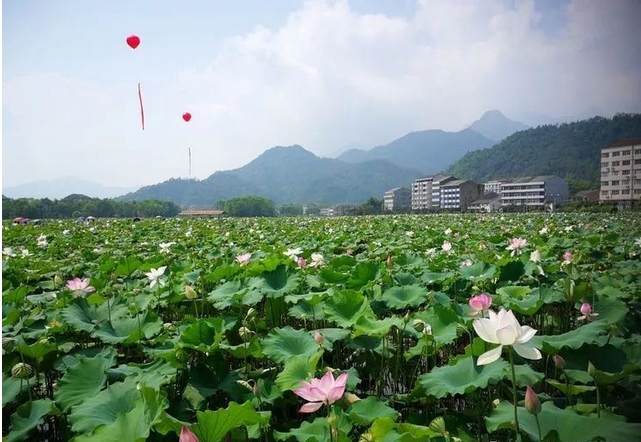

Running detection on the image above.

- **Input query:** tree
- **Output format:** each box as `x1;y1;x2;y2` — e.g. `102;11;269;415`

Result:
218;196;276;217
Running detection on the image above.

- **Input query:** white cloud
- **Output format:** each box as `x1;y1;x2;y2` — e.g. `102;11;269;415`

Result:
3;0;640;188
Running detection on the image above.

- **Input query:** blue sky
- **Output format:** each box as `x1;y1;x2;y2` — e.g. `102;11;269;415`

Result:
3;0;640;189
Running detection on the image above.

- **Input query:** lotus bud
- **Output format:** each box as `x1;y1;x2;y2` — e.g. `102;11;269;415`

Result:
386;253;393;268
525;386;541;415
580;303;592;316
184;285;197;300
429;416;446;434
245;308;256;321
553;354;566;370
11;362;34;379
179;426;199;442
588;361;598;378
54;275;63;285
359;433;373;442
239;326;253;341
236;380;254;392
314;331;324;346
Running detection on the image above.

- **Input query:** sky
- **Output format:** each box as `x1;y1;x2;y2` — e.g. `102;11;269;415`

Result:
3;0;641;189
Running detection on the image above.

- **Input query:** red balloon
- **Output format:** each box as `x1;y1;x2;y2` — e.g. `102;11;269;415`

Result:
182;112;192;122
126;35;140;49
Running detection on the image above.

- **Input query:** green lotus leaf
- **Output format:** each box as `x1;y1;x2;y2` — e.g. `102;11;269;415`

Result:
312;328;351;351
486;401;641;442
207;280;248;310
72;386;167;442
259;264;300;297
262;326;319;363
274;413;352;442
381;285;429;310
288;298;325;321
369;417;441;442
318;268;349;284
68;378;139;434
3;374;31;407
530;320;608;353
109;359;177;389
180;317;231;351
324;290;373;328
460;262;497;281
353;316;404;338
61;297;128;333
5;399;56;442
115;256;142;277
275;350;323;391
348;396;400;426
546;379;595;396
419;356;542;398
420;271;455;285
92;311;162;345
192;401;269;442
347;262;380;289
411;305;461;347
54;350;116;411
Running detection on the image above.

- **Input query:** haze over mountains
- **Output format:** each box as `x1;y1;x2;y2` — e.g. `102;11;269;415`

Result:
2;178;138;200
8;110;638;208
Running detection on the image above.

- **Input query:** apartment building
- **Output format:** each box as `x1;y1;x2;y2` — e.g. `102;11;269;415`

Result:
384;187;411;212
484;179;510;194
440;179;483;210
411;175;456;210
599;138;641;208
500;175;568;208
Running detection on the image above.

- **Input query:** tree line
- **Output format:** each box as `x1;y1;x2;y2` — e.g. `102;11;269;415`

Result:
1;194;181;220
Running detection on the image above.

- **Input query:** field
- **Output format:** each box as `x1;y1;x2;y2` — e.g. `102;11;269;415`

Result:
2;213;641;442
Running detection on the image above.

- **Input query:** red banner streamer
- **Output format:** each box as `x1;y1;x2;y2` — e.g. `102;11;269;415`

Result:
138;83;145;130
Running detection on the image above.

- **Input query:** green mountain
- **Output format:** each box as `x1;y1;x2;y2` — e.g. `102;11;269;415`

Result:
119;145;424;206
337;128;494;174
467;110;529;142
447;113;641;186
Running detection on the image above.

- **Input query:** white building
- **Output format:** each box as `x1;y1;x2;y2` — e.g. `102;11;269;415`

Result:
500;175;569;209
484;179;510;194
384;187;411;212
469;193;501;212
600;138;641;208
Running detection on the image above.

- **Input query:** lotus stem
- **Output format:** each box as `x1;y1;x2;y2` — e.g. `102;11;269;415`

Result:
596;383;601;418
508;347;521;436
535;414;542;441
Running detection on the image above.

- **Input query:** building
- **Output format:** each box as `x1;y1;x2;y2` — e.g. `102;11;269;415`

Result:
440;179;483;210
384;187;411;212
484;179;510;194
411;176;436;211
469;192;502;212
599;139;641;209
500;175;568;209
411;174;455;211
569;189;599;203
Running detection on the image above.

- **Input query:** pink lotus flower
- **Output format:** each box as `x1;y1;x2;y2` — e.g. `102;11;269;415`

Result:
469;293;492;316
179;426;199;442
577;302;599;321
562;251;573;265
297;257;307;268
65;277;96;297
314;331;324;346
293;371;348;413
506;237;528;256
235;253;251;266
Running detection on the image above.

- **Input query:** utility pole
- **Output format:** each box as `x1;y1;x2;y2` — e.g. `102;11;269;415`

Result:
188;147;192;179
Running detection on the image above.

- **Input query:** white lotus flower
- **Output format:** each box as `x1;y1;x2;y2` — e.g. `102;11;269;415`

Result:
37;234;48;247
159;242;176;254
284;248;303;260
473;308;542;365
529;250;542;263
442;241;452;253
3;247;16;257
145;266;167;288
308;252;325;268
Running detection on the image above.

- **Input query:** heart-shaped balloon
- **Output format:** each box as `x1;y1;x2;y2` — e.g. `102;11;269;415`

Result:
182;112;192;122
126;35;140;49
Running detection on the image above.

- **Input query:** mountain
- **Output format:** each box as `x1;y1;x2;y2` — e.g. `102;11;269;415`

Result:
119;145;424;206
2;177;138;199
467;110;529;142
447;113;641;186
337;128;494;174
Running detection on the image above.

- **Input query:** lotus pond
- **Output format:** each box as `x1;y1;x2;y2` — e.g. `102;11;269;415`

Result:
2;213;641;442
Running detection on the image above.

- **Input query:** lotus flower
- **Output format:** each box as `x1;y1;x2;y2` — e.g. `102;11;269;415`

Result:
473;308;542;365
145;266;167;288
293;371;348;413
442;241;452;252
284;248;303;260
308;253;325;268
468;293;492;316
65;277;96;297
236;253;251;266
577;302;599;321
506;237;528;256
297;257;307;268
179;426;199;442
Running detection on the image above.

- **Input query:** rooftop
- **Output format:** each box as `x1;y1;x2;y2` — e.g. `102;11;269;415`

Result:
603;138;641;149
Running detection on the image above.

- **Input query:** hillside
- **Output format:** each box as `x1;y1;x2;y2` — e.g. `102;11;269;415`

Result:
467;110;529;142
337;128;494;174
2;177;138;199
119;145;424;206
447;113;641;185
